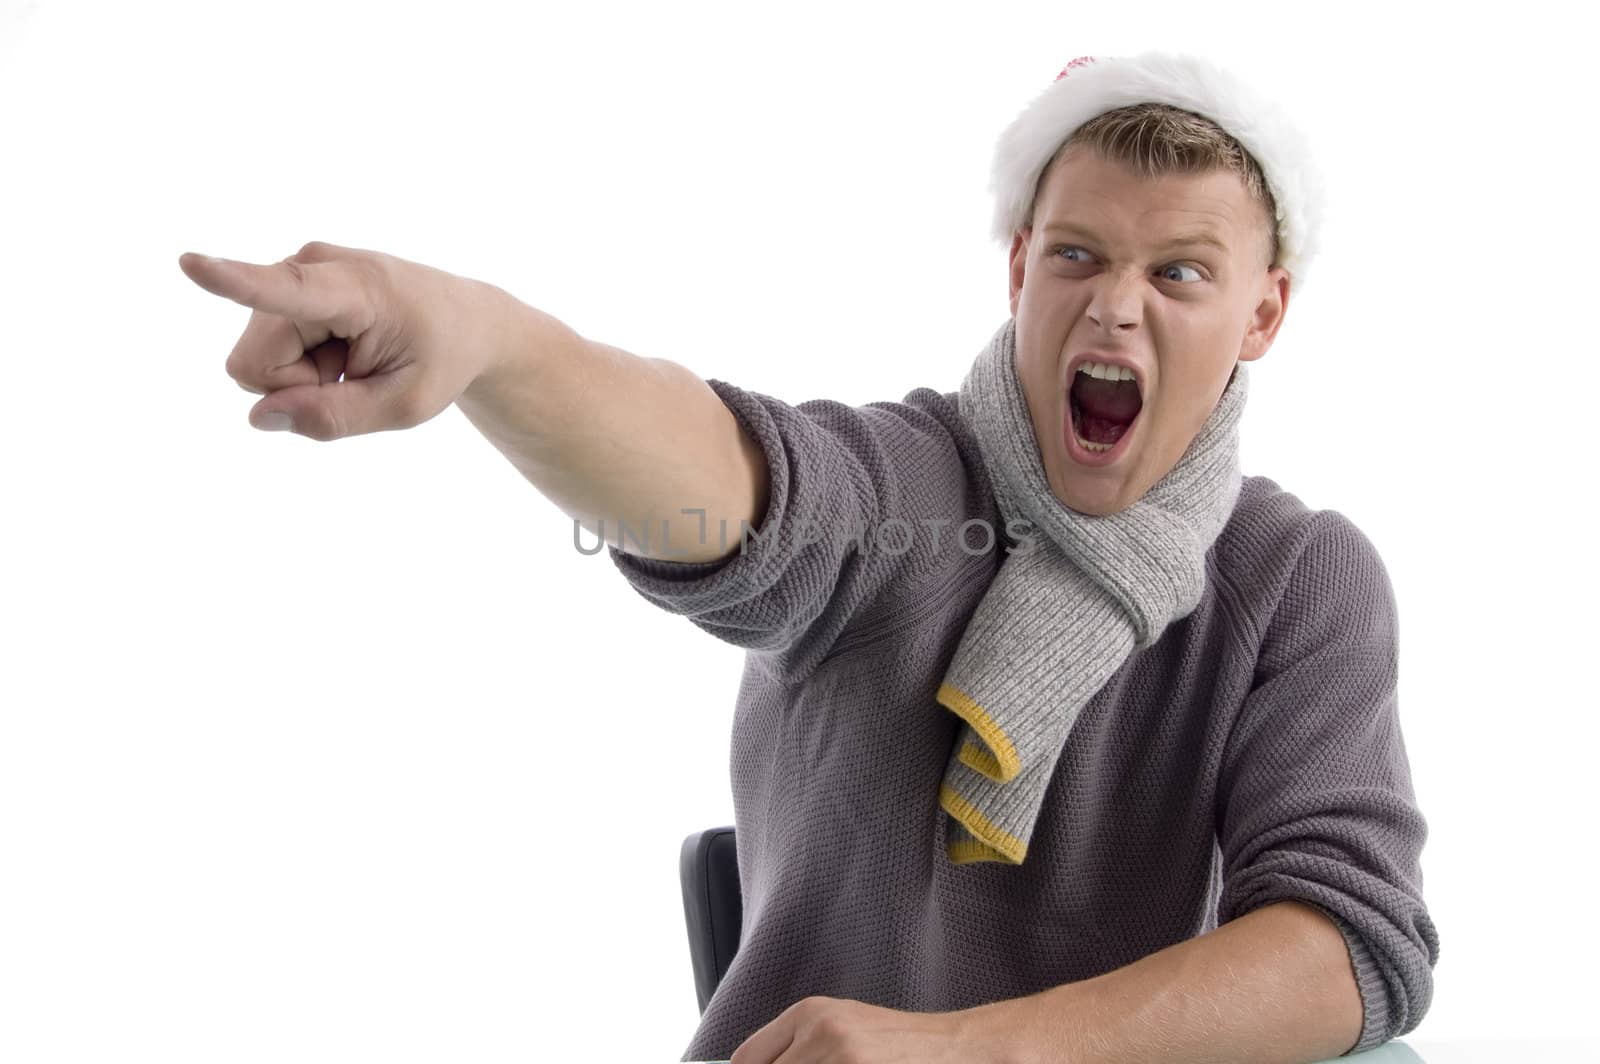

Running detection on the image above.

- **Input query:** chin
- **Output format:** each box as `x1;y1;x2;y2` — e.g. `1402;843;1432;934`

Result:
1070;494;1131;517
1049;473;1130;517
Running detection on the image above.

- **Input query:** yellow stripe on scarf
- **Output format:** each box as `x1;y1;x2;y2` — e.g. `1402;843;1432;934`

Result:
935;681;1022;782
939;783;1027;864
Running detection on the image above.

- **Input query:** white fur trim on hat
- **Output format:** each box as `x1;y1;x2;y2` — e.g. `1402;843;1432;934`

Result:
988;50;1328;294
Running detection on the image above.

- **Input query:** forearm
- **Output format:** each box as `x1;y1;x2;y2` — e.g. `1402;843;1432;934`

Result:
455;292;768;562
965;900;1363;1064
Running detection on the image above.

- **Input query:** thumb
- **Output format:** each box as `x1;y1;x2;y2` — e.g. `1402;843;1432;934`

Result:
179;251;375;338
248;368;414;441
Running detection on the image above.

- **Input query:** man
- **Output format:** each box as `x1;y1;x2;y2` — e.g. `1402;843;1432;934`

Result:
180;49;1438;1064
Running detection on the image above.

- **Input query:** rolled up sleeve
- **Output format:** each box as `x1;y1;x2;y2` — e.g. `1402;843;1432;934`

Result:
608;378;964;679
1214;512;1440;1055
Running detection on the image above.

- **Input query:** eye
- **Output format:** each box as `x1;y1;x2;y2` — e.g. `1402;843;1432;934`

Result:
1051;245;1206;283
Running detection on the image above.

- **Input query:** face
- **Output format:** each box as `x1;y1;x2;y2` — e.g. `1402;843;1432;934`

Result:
1007;145;1291;516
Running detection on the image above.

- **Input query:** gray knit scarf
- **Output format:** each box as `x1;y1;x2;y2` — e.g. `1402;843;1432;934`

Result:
937;315;1247;865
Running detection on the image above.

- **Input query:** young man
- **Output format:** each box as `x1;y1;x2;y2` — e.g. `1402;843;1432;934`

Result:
181;49;1437;1064
603;53;1438;1064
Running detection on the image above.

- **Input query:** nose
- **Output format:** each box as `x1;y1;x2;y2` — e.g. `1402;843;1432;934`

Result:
1085;274;1143;332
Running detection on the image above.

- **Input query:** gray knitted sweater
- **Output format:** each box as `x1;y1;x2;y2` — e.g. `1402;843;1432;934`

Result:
608;379;1439;1061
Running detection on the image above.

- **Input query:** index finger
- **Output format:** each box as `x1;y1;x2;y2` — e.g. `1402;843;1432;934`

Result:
177;252;376;337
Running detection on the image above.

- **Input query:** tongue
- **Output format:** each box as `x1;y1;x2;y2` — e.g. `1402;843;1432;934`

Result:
1072;375;1141;445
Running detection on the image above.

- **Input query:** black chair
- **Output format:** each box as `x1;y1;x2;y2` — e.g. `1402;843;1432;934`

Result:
679;826;743;1014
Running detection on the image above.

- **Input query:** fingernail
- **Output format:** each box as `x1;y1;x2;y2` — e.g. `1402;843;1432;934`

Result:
257;412;293;432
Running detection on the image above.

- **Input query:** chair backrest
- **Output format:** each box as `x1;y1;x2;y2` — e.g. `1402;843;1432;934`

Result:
679;826;742;1014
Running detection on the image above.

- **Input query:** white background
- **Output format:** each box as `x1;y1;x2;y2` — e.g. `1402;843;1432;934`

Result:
2;0;1596;1060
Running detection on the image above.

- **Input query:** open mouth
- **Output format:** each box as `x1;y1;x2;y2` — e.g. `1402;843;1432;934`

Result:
1068;362;1143;454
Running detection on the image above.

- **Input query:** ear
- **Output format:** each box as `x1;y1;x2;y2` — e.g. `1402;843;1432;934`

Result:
1238;266;1291;363
1008;227;1031;318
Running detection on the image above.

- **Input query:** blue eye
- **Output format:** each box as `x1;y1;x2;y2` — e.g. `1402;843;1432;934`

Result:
1052;245;1204;283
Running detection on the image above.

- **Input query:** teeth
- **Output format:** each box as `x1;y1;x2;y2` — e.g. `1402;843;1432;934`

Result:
1078;361;1136;382
1076;433;1114;453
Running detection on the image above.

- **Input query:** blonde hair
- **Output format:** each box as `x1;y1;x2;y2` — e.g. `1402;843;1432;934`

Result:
1033;102;1281;272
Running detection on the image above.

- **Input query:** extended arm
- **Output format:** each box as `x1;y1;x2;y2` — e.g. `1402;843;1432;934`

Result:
455;295;768;563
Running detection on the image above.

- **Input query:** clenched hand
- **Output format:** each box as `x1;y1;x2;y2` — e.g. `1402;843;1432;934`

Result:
178;240;510;441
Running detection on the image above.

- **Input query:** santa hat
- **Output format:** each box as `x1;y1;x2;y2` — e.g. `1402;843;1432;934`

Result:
988;50;1328;294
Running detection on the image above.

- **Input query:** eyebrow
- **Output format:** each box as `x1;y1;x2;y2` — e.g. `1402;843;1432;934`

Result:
1040;221;1232;257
